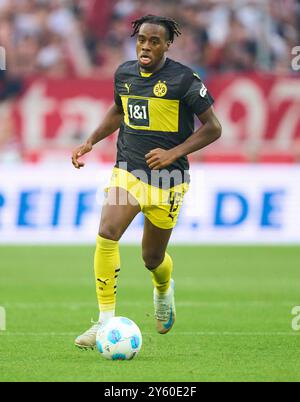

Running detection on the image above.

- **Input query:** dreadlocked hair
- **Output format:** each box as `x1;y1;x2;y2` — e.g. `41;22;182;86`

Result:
131;15;181;43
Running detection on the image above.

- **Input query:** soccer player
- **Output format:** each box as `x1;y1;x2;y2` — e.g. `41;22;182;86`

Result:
72;15;222;349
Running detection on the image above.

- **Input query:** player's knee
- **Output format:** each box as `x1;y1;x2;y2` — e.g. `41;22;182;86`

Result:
99;224;122;242
142;251;164;270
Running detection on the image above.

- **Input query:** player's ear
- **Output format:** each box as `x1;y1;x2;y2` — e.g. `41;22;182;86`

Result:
165;41;171;51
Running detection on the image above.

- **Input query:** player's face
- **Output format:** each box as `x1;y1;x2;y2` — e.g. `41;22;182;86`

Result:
136;23;171;72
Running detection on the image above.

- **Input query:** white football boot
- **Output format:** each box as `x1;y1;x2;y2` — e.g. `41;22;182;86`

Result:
154;279;176;334
75;321;104;350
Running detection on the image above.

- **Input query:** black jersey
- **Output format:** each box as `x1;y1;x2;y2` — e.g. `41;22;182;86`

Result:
114;58;214;188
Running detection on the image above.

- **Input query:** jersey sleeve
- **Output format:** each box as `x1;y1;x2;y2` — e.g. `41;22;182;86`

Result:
182;73;214;115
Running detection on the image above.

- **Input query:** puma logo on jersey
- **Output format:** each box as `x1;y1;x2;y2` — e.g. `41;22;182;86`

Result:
125;83;132;93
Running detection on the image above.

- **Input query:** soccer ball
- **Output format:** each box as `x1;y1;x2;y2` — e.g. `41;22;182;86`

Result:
96;317;142;360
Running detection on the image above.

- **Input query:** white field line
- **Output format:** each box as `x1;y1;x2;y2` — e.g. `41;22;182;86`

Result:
0;331;299;337
1;301;298;309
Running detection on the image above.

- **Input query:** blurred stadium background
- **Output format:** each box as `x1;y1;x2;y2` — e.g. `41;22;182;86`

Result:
0;0;300;244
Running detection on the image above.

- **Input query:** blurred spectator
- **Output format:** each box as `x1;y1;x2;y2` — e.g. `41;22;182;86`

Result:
0;0;298;93
0;0;93;89
0;101;21;163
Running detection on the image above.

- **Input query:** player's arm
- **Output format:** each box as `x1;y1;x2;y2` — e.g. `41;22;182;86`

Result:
146;106;221;170
169;106;222;160
72;103;124;169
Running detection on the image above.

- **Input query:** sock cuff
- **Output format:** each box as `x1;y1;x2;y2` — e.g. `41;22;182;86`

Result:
96;235;119;248
153;252;173;272
99;303;116;312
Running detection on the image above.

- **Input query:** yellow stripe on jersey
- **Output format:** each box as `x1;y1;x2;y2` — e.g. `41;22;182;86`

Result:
121;95;179;132
140;71;153;77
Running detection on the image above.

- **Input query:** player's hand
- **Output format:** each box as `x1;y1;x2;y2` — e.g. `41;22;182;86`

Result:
71;142;93;169
145;148;177;170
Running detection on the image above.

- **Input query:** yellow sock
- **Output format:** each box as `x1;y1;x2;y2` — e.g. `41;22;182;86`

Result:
150;253;173;294
94;235;120;313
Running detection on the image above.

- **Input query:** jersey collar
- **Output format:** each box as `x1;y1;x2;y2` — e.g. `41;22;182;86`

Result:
137;58;170;78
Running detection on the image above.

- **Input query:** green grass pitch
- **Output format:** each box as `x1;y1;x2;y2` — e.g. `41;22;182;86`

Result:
0;245;300;382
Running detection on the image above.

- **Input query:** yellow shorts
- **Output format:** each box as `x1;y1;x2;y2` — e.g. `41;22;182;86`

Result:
105;167;189;229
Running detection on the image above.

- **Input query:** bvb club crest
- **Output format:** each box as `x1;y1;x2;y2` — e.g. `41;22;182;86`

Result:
153;80;168;97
